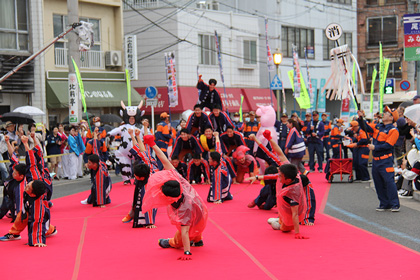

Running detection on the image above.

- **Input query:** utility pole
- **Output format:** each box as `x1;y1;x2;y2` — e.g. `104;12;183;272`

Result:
68;0;81;126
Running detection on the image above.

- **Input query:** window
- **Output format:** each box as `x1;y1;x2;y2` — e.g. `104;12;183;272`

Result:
198;34;219;65
53;15;102;68
327;0;351;5
366;0;378;4
367;16;397;47
366;61;402;80
243;40;257;65
281;26;314;59
196;1;219;10
385;0;404;3
0;0;28;51
323;32;352;60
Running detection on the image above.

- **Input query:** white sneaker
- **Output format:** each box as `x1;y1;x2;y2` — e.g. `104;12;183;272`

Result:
80;199;88;205
267;217;279;225
271;221;281;230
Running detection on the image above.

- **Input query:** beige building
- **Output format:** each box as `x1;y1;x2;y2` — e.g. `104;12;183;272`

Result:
43;0;141;127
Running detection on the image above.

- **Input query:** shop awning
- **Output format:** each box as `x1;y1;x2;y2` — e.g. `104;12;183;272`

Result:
135;86;266;114
46;80;143;109
242;88;277;111
135;86;198;114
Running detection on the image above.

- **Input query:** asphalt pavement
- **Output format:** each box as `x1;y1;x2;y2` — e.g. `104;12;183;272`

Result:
324;173;420;253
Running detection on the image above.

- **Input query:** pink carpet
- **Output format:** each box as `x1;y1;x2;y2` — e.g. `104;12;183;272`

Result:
1;172;419;280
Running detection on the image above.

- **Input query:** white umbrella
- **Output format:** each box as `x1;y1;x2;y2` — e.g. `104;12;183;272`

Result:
404;104;420;125
13;106;45;116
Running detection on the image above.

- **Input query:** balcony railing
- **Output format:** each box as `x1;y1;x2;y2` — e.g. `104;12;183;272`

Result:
123;0;160;9
54;48;104;69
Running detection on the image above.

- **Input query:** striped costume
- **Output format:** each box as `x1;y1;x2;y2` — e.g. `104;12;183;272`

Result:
128;144;159;227
87;140;112;206
207;141;232;202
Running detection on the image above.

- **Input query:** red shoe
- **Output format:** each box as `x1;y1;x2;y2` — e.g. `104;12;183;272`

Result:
122;214;133;223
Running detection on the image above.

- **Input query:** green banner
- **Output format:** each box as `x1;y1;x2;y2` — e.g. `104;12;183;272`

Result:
404;47;420;61
239;95;244;122
288;70;311;109
71;57;87;113
370;68;377;114
125;69;131;106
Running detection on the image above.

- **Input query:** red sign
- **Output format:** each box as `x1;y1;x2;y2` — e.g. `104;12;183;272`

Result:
341;98;349;112
404;34;420;48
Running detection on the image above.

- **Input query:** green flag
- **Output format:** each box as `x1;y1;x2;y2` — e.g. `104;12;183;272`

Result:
370;68;377;114
287;70;311;109
239;95;244;122
126;69;131;106
71;57;87;113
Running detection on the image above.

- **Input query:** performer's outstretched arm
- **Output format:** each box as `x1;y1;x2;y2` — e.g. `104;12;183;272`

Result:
144;135;174;170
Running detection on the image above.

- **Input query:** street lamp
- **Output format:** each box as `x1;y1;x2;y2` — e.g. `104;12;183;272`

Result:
273;50;283;120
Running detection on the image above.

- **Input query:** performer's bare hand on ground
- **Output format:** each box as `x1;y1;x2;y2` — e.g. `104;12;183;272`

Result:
33;243;47;247
145;224;157;229
214;200;222;204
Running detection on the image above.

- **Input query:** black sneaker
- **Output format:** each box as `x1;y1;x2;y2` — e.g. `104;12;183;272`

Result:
191;240;204;247
158;238;172;248
391;207;400;212
0;233;21;241
123;180;131;185
375;207;390;212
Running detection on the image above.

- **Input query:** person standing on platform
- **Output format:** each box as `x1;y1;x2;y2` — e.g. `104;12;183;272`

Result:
155;112;172;170
196;75;223;111
275;113;289;152
358;107;400;212
330;119;345;159
243;111;260;152
306;111;325;173
345;121;370;182
232;112;244;133
320;113;331;162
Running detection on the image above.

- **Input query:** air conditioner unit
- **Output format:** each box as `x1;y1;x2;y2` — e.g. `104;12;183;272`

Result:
105;51;122;67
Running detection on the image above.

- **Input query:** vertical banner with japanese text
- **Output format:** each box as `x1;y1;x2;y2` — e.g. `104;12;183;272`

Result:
164;52;178;108
68;73;79;126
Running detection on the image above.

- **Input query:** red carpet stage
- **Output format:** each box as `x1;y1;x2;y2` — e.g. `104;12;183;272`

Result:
1;172;419;279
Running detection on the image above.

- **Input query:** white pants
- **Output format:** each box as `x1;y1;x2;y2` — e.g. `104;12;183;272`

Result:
60;148;70;179
67;153;78;180
77;154;84;177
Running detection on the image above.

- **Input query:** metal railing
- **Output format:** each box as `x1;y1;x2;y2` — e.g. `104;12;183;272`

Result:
54;48;104;69
123;0;160;9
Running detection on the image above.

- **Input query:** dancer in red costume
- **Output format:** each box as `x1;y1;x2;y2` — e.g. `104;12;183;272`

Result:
142;135;208;260
247;131;309;239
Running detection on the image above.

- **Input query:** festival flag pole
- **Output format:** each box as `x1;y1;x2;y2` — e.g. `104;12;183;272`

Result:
304;47;314;113
214;30;229;114
71;57;90;131
370;68;377;115
196;65;201;103
265;18;275;106
125;69;132;106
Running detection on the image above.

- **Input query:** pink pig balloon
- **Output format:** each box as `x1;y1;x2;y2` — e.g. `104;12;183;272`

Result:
254;105;277;154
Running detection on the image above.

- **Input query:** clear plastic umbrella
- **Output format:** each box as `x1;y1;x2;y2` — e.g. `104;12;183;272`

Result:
13;106;45;116
404;104;420;125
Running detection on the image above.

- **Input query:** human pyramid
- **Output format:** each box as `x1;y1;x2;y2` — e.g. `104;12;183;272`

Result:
0;75;316;260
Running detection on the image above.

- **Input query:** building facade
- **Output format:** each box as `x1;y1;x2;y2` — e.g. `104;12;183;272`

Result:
43;0;140;127
357;0;414;114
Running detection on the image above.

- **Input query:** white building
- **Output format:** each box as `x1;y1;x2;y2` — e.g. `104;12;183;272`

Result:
124;0;357;119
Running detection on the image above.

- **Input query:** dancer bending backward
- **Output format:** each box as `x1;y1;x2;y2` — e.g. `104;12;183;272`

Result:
246;131;308;239
121;128;158;228
142;135;208;260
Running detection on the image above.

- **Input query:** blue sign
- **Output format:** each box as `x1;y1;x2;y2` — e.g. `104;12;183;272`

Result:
404;14;420;35
145;86;158;99
270;75;283;90
400;80;411;91
384;78;395;94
